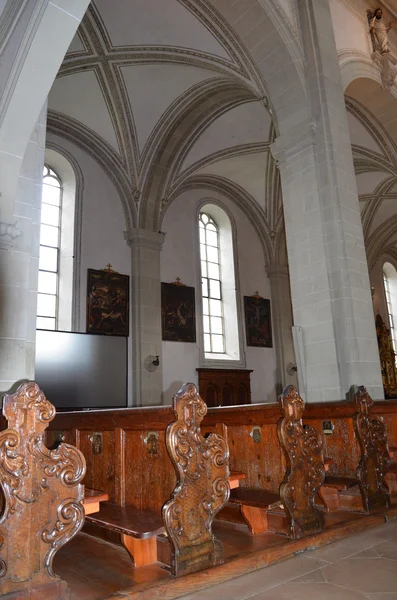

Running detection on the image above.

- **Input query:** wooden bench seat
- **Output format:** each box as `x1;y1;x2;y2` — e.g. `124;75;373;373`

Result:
229;471;246;489
226;488;282;534
229;488;281;509
83;488;109;515
322;476;358;491
318;477;363;513
86;503;165;567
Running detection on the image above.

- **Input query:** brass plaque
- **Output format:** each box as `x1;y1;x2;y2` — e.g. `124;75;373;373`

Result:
144;431;159;455
90;432;103;454
250;426;262;444
322;420;334;436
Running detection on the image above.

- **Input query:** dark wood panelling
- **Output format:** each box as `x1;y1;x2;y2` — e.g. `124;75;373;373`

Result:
197;369;252;406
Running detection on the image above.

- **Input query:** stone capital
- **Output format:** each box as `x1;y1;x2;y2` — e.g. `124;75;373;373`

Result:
124;228;165;252
266;264;290;280
271;118;317;166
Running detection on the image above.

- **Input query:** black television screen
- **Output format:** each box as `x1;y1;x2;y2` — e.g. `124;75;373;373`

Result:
35;330;127;410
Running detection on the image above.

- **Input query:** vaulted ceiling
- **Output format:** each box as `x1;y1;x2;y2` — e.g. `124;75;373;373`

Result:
346;79;397;268
47;0;284;257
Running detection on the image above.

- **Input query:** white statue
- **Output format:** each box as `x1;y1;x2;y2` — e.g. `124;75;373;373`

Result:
368;7;394;55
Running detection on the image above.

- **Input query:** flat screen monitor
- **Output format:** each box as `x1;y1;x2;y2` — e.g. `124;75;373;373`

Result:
35;330;127;410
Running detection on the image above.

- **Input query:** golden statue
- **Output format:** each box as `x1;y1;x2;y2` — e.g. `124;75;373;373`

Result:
376;314;397;397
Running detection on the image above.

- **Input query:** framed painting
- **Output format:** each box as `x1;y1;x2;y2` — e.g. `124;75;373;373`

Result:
161;281;196;342
86;267;129;336
244;294;272;348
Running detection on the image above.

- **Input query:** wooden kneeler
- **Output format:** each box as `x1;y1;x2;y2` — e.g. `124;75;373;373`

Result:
275;385;325;539
0;382;86;599
162;383;230;576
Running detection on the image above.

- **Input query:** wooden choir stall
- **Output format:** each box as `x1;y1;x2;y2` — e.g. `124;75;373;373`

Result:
0;380;397;600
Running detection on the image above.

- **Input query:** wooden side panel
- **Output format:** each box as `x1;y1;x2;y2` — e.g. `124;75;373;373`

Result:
304;417;359;478
383;415;397;448
124;431;144;510
203;423;284;494
140;430;175;513
79;430;116;502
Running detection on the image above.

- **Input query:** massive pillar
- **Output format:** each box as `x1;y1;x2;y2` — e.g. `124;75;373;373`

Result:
271;0;383;402
127;228;165;406
266;264;297;393
0;106;46;392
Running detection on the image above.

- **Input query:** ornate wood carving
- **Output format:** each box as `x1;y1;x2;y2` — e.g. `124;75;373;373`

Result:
277;385;325;539
163;383;230;576
376;314;397;397
197;369;252;406
354;386;390;513
0;382;86;598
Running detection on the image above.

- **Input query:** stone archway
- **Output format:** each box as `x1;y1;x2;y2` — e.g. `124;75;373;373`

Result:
0;0;91;223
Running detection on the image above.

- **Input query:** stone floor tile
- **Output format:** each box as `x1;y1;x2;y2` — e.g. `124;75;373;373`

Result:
250;582;368;600
304;523;397;563
291;569;327;583
366;595;397;599
349;548;381;559
322;557;397;593
372;538;397;561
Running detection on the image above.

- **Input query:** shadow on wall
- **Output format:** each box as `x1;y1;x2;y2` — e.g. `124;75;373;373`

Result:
162;381;185;406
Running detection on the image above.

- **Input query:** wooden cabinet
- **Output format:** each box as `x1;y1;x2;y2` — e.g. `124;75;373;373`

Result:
197;369;252;407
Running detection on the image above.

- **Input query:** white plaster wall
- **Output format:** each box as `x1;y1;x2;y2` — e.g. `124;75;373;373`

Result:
329;0;370;55
45;133;132;401
160;189;277;405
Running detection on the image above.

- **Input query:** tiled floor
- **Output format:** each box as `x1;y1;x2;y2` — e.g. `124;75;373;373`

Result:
180;520;397;600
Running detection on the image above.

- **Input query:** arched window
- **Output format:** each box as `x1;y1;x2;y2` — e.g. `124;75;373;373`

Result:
36;149;79;332
198;203;244;364
199;212;225;354
383;262;397;356
36;166;62;330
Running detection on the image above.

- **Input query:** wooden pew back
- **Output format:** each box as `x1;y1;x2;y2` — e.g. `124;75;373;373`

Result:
0;382;86;599
46;407;177;513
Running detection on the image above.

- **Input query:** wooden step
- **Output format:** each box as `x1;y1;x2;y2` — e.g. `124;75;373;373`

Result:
228;488;281;510
322;476;358;491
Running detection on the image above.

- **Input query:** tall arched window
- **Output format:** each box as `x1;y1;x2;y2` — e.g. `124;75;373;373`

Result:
36;166;62;330
199;213;225;354
198;203;244;364
383;262;397;356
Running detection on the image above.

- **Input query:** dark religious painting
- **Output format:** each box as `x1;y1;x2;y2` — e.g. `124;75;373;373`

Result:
244;295;272;348
162;281;196;342
86;268;129;336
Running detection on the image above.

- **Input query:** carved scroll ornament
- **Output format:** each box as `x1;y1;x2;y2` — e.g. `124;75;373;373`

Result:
277;385;325;539
163;383;230;576
354;386;390;513
0;382;86;597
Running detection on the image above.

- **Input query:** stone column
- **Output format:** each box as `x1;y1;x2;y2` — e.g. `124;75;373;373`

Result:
266;264;297;394
271;0;383;402
126;228;165;406
0;105;46;392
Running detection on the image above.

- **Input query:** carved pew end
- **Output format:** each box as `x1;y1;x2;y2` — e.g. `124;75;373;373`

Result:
163;383;230;577
0;382;86;600
277;386;326;539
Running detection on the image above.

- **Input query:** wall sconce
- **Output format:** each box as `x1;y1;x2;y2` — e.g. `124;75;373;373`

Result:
287;362;298;376
144;354;160;372
371;286;375;299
